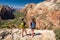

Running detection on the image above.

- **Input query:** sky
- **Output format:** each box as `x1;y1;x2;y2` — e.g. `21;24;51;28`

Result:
0;0;44;9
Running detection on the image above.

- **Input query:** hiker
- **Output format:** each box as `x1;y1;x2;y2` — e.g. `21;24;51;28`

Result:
19;18;27;37
30;18;36;37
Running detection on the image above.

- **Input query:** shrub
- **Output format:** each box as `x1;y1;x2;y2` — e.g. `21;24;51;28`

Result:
54;28;60;40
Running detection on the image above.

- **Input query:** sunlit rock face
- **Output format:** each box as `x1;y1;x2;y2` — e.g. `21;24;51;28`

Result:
20;3;36;27
20;0;60;29
46;0;60;3
0;29;56;40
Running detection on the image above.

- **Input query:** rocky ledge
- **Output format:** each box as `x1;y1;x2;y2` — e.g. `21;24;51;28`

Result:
0;29;56;40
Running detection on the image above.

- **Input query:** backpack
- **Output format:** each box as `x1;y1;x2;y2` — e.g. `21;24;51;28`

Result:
19;22;26;29
31;22;36;29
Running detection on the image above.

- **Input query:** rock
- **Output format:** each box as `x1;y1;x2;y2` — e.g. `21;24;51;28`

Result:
3;35;12;40
0;29;56;40
19;0;60;29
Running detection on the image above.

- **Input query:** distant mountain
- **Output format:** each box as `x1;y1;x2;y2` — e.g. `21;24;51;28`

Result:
19;0;60;29
0;5;26;28
15;8;22;11
0;5;15;20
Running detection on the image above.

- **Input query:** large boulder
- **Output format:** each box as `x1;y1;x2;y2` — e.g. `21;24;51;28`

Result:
0;29;56;40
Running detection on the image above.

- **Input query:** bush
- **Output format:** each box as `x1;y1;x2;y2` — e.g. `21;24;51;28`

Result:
0;25;10;28
54;28;60;40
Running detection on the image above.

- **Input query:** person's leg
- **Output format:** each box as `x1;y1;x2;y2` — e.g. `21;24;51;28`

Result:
22;29;24;37
32;29;34;37
24;28;27;35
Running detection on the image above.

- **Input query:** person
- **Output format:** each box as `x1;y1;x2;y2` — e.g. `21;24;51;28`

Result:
19;18;27;37
30;18;36;37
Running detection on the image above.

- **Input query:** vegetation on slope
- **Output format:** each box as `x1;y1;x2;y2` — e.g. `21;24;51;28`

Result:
0;11;26;28
54;28;60;40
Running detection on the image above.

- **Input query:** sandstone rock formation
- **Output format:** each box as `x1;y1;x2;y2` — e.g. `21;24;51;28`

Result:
0;29;56;40
20;0;60;29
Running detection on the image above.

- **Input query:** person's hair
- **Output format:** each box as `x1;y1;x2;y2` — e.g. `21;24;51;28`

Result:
32;18;35;22
21;18;24;21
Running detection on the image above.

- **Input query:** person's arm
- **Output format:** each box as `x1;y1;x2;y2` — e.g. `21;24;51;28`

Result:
30;22;32;27
24;22;27;28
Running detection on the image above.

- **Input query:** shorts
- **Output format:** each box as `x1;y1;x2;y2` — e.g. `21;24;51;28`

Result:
31;26;35;29
19;26;26;29
22;26;26;29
